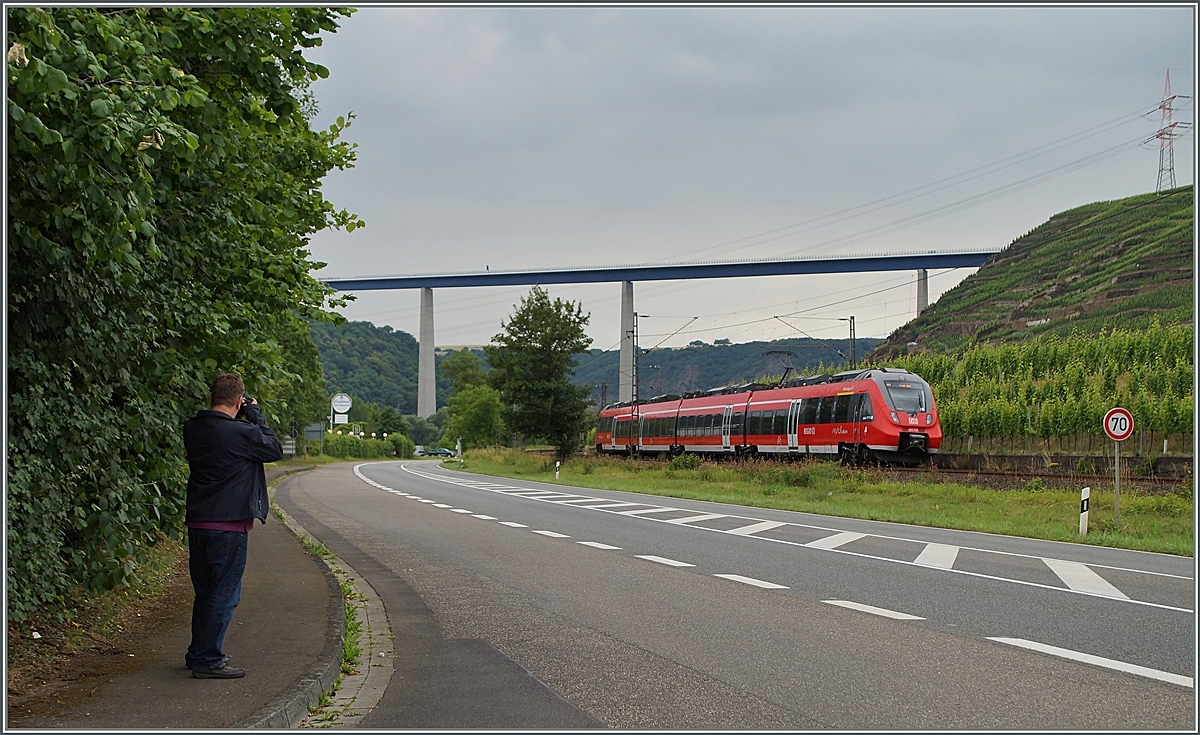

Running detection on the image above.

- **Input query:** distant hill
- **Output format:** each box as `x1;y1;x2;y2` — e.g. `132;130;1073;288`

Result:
309;320;451;413
870;186;1193;360
571;336;880;405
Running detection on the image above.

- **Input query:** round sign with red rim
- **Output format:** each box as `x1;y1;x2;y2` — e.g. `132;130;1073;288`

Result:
1103;407;1134;442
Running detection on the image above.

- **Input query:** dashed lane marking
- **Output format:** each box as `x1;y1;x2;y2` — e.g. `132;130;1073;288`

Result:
666;513;727;525
823;599;925;620
914;543;960;569
472;514;498;520
726;520;787;536
449;509;474;514
636;555;696;568
532;530;571;538
418;499;437;504
385;464;1194;612
576;501;641;509
714;574;789;589
987;637;1192;688
432;504;452;508
498;521;528;527
1042;558;1129;599
806;532;867;550
618;507;684;516
577;541;622;550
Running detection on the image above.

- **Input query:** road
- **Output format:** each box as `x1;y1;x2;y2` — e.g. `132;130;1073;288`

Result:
276;460;1194;729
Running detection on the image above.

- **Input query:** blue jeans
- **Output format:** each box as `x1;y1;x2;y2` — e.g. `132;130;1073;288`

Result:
185;528;248;671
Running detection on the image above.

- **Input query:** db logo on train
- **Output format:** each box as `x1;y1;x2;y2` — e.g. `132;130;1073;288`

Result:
1103;407;1134;443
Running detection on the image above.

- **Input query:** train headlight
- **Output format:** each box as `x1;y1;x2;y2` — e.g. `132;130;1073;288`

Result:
926;413;934;425
889;411;899;424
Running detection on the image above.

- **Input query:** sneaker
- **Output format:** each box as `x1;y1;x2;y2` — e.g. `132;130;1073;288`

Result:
192;664;246;679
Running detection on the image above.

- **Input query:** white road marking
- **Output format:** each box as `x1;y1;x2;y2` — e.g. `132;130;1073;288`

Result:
432;504;452;508
914;543;960;569
807;532;867;550
726;520;788;536
388;490;404;495
418;499;437;504
498;521;528;527
666;513;728;525
577;501;641;509
1042;559;1129;599
472;514;498;520
618;507;683;516
823;600;925;620
532;530;571;538
508;490;565;497
987;637;1192;688
390;464;1190;612
577;541;622;550
636;555;696;568
449;509;474;514
714;574;789;589
554;498;614;505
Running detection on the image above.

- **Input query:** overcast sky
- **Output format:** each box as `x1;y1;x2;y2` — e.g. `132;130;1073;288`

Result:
304;5;1194;350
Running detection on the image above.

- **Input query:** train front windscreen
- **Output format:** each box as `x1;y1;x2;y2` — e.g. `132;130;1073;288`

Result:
881;378;932;414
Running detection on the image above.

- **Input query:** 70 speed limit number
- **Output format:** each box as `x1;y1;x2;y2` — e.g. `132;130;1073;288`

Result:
1103;407;1134;442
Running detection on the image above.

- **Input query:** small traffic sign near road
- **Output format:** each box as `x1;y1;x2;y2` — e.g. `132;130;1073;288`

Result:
1103;407;1134;442
331;392;352;414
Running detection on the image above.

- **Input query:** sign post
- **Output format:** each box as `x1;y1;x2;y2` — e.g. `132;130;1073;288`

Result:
330;393;352;436
1103;407;1134;528
1079;487;1090;535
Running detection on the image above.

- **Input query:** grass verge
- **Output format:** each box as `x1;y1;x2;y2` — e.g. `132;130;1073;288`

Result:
456;448;1193;556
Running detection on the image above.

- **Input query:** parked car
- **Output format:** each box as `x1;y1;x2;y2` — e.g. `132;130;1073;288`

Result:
428;447;455;457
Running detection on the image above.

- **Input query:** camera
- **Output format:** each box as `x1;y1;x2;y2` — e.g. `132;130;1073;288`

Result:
241;396;255;408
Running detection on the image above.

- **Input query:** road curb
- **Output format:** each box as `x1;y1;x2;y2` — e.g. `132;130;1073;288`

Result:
233;466;345;729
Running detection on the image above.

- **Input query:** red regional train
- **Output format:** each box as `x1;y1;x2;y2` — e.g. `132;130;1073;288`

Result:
595;367;940;465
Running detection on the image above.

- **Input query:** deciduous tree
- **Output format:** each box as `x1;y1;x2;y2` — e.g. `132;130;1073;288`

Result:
485;287;593;459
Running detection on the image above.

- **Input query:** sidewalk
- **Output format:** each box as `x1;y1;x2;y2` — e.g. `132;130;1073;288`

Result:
11;467;343;729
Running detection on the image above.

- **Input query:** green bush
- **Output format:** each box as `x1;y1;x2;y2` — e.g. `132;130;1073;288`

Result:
667;454;703;471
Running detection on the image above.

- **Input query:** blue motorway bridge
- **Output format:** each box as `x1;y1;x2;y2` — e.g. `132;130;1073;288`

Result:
321;250;1000;416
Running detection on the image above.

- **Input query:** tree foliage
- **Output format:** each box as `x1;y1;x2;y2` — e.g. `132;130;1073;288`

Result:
485;287;593;459
6;7;359;620
309;319;452;413
444;384;506;449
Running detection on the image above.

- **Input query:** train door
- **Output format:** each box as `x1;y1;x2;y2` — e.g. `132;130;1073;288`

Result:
721;406;733;450
638;414;646;451
787;399;802;451
608;416;618;451
851;394;865;444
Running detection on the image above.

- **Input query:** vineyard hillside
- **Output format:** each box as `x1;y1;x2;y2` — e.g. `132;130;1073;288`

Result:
870;186;1193;360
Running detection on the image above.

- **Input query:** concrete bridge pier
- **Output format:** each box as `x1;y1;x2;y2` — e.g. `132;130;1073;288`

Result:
916;269;928;315
619;281;634;403
417;287;437;418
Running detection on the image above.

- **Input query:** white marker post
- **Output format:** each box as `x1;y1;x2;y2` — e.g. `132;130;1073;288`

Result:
555;461;561;480
1079;486;1090;536
1103;407;1134;529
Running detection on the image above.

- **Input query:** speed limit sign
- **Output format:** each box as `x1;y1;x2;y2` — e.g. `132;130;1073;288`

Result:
1103;407;1134;442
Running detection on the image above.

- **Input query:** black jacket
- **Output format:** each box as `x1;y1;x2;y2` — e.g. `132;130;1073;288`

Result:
184;403;283;524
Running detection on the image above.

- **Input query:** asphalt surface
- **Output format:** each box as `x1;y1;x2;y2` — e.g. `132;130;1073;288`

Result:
10;471;339;729
277;460;1196;729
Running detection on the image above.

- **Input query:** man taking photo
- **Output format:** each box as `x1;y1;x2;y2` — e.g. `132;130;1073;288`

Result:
183;372;283;679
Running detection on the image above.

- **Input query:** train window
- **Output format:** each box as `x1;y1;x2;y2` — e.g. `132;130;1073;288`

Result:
747;411;760;435
815;397;832;424
801;398;818;425
833;394;852;423
730;411;743;436
884;381;927;413
859;394;873;421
